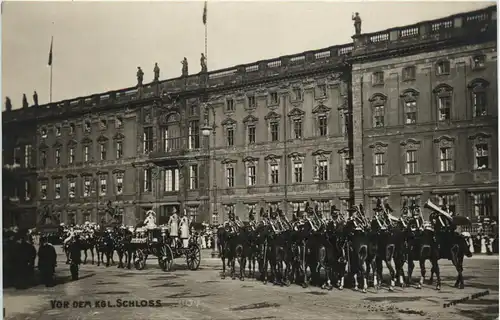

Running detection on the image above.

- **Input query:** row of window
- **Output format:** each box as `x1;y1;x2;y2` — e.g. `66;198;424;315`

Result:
224;115;331;147
43;208;125;226
371;79;490;128
215;191;494;225
372;192;494;219
40;117;124;139
11;141;124;169
224;85;327;113
38;173;124;200
374;142;490;176
223;155;332;188
142;165;198;192
371;55;487;85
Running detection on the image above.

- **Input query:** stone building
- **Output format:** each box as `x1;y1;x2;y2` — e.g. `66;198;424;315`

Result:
3;109;38;228
2;5;496;227
351;7;498;220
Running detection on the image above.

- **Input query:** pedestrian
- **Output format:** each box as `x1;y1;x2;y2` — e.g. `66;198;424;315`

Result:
38;236;57;287
20;234;37;288
69;235;82;280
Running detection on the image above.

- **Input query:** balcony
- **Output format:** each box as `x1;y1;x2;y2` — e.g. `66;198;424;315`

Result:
149;137;187;162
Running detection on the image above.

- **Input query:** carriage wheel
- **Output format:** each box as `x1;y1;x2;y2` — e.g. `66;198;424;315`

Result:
186;243;201;270
134;249;146;270
159;244;174;272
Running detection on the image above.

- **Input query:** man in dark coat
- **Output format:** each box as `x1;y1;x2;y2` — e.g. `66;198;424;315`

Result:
38;236;57;286
21;234;37;288
69;235;82;280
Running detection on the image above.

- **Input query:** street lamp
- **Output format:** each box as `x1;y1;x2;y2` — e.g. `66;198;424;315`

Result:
201;103;219;258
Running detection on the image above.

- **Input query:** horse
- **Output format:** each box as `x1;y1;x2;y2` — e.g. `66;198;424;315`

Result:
370;216;400;291
323;219;349;290
95;231;115;267
345;219;375;293
428;212;473;290
217;226;232;279
406;220;441;290
80;232;96;265
267;227;293;286
115;228;134;269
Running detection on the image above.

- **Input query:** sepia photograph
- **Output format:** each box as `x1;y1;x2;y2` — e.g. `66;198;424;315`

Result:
2;0;498;319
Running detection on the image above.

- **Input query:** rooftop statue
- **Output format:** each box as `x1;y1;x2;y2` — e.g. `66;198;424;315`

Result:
33;91;38;106
137;66;144;86
181;57;188;77
22;94;28;108
200;53;207;73
5;97;12;111
352;12;362;36
153;62;160;82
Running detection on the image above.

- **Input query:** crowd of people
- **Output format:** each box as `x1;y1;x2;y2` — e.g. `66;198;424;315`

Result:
3;227;59;289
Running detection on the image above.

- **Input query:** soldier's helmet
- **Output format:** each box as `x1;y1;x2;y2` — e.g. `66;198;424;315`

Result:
331;205;340;217
249;209;255;220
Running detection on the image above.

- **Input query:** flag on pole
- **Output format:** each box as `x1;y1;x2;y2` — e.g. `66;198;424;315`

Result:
48;36;53;66
202;1;207;25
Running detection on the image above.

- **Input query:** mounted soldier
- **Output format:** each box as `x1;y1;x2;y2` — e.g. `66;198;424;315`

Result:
305;201;322;232
168;208;180;248
224;210;239;234
259;207;269;226
373;198;389;230
408;199;424;232
248;208;258;231
330;205;342;225
180;209;190;249
277;206;292;230
269;207;283;233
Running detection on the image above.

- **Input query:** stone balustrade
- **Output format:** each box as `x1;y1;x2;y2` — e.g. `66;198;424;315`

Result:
3;5;495;124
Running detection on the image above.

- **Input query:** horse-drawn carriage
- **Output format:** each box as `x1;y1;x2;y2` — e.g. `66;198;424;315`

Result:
130;225;201;272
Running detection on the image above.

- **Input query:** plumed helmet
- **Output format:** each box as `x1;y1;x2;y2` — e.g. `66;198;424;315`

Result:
331;205;340;215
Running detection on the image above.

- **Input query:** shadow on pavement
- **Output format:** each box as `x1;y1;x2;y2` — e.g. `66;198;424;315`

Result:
306;291;328;296
94;291;131;295
148;275;180;281
230;302;280;311
164;292;212;299
364;296;427;303
95;281;120;285
151;283;185;288
55;272;96;286
458;305;498;320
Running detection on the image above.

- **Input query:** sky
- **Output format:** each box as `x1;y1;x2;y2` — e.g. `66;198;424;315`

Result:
2;0;494;108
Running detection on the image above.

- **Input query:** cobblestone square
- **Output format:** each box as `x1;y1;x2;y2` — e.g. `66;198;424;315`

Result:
3;248;498;320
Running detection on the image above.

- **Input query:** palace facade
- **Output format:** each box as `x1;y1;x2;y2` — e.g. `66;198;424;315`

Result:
3;5;497;227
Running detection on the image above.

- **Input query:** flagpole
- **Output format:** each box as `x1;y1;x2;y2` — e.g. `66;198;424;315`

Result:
205;21;207;61
50;49;53;103
203;1;208;69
